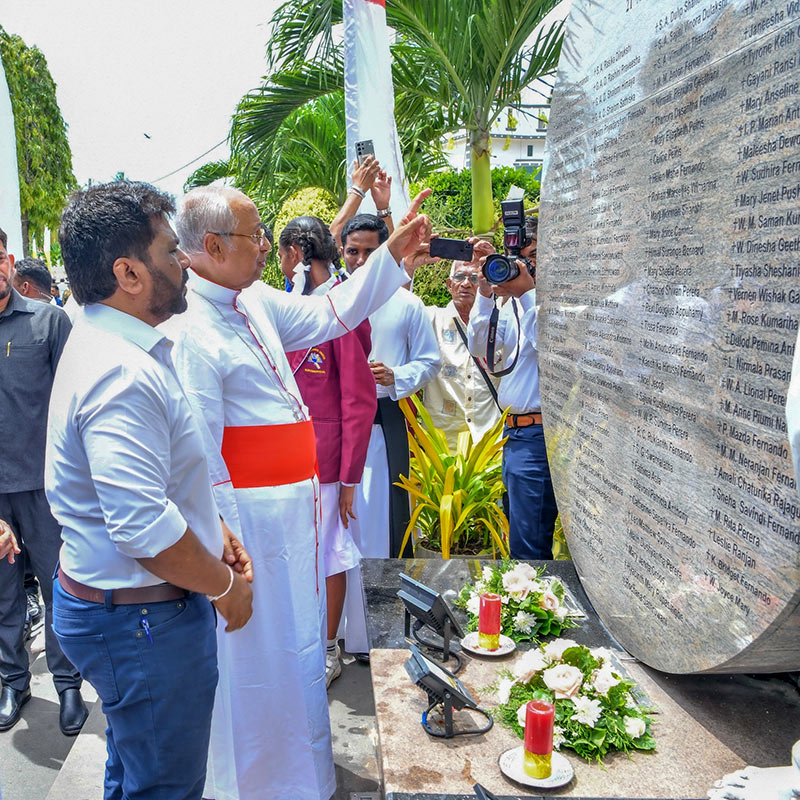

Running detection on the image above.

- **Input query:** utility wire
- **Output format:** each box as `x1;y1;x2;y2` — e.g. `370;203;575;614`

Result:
148;138;227;184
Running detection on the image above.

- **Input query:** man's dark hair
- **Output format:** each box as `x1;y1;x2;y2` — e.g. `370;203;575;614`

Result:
341;214;389;247
59;181;175;305
15;258;52;294
0;227;7;249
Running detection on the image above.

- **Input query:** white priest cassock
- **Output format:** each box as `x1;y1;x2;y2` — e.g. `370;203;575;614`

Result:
342;287;440;653
162;244;408;800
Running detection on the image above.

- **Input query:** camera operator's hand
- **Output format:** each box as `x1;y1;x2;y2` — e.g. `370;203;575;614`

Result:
466;237;496;266
351;156;380;193
491;260;536;298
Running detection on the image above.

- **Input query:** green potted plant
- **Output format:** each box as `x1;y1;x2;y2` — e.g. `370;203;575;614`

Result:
395;396;510;559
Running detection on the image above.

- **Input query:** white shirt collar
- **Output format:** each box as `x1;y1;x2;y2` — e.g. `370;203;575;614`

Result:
82;303;167;355
188;269;240;304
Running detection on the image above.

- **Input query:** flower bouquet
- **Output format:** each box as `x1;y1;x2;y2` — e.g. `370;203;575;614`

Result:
494;638;656;763
456;561;578;643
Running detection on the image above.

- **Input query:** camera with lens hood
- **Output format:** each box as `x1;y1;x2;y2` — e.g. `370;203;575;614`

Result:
481;199;535;285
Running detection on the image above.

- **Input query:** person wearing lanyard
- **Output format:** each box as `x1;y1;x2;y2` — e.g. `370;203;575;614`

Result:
163;184;431;800
467;220;559;560
47;182;253;798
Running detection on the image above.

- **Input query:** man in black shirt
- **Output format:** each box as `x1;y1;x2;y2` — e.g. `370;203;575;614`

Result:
0;226;86;734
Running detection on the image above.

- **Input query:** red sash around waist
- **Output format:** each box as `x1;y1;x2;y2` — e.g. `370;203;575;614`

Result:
221;420;317;489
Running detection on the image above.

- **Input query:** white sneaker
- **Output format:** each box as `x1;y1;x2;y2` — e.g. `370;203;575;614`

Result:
325;643;342;688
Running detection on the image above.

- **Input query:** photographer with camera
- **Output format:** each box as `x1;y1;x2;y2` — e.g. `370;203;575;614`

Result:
467;205;558;561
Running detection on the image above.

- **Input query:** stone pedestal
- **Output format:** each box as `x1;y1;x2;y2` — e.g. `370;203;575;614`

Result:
372;648;743;799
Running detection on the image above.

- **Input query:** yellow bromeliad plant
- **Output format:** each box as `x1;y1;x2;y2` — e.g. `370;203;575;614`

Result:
395;396;510;559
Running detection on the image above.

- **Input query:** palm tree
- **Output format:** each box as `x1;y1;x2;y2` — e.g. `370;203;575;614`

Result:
232;0;563;233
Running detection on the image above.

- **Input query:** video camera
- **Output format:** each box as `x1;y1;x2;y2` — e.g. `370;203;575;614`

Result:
482;199;536;285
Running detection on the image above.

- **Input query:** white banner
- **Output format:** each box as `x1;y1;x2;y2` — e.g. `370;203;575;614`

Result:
0;54;23;257
343;0;410;215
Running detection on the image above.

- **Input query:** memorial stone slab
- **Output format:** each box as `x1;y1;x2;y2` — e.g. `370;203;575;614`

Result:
538;0;800;673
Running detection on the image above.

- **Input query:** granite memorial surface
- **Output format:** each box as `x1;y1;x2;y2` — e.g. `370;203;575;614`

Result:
537;0;800;673
371;648;743;799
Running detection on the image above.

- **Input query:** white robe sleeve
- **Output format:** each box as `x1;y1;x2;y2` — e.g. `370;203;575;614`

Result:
257;243;409;352
388;301;441;400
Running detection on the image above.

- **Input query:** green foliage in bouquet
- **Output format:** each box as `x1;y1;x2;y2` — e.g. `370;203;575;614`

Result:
494;639;656;763
456;561;578;643
395;396;509;559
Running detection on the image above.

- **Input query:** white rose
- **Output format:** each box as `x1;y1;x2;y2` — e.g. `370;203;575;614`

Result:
496;677;514;705
513;563;539;582
501;571;531;601
542;638;578;663
553;725;566;750
512;649;548;683
516;703;528;728
540;589;559;612
591;666;620;696
624;716;646;739
542;663;583;699
591;647;613;665
466;593;480;617
572;696;602;727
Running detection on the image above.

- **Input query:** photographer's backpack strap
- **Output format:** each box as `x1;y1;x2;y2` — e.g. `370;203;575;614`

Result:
486;298;521;378
452;317;503;413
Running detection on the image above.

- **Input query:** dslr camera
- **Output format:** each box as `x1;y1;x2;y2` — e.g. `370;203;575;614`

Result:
482;199;536;285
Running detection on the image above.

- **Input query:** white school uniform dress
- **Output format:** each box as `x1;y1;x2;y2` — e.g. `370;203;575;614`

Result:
161;244;408;800
342;288;441;653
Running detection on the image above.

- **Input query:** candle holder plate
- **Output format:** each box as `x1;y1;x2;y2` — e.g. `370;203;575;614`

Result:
460;632;516;657
498;746;574;789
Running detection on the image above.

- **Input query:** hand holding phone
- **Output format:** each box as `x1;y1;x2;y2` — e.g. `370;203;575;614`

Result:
429;237;474;262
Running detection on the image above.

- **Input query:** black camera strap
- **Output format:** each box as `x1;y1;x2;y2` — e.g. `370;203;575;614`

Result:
452;318;503;413
486;298;521;377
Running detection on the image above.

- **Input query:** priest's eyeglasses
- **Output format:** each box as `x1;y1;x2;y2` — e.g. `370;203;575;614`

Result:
209;229;269;245
451;272;479;284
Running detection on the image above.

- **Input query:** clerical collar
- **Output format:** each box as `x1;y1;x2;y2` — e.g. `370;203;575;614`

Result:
188;269;240;304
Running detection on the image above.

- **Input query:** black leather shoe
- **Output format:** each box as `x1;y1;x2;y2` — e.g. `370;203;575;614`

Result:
0;685;31;731
58;688;88;736
353;652;370;664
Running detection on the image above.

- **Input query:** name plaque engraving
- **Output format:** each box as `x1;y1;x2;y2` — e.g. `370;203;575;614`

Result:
538;0;800;673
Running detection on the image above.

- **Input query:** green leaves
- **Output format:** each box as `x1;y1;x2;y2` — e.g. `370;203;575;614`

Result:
228;0;562;229
395;395;509;557
0;26;76;254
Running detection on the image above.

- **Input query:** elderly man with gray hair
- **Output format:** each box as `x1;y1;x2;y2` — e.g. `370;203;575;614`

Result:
423;257;502;450
162;184;432;800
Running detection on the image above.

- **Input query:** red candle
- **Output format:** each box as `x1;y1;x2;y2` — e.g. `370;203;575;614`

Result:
523;700;554;779
478;593;501;650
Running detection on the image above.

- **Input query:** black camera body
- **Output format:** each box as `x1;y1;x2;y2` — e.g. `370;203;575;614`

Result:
482;199;535;285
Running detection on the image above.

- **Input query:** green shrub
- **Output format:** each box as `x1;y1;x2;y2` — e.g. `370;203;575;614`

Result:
261;187;339;289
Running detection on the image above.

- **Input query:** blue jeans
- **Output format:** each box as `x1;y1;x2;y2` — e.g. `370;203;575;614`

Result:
502;424;558;560
52;577;218;800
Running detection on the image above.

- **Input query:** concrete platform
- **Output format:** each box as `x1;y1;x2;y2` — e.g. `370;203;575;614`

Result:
371;648;744;799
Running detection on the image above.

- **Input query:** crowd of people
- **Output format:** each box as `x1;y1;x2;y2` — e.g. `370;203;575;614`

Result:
0;154;557;799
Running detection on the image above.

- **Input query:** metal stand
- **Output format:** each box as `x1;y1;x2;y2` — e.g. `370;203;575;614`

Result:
404;608;463;673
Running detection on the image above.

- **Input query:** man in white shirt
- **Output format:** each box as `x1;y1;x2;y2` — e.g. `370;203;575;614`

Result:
165;185;431;800
467;220;559;560
424;259;501;450
338;213;441;656
47;181;253;799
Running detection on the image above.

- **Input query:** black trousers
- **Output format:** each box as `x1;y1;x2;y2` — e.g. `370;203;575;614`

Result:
376;397;412;558
0;489;81;693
